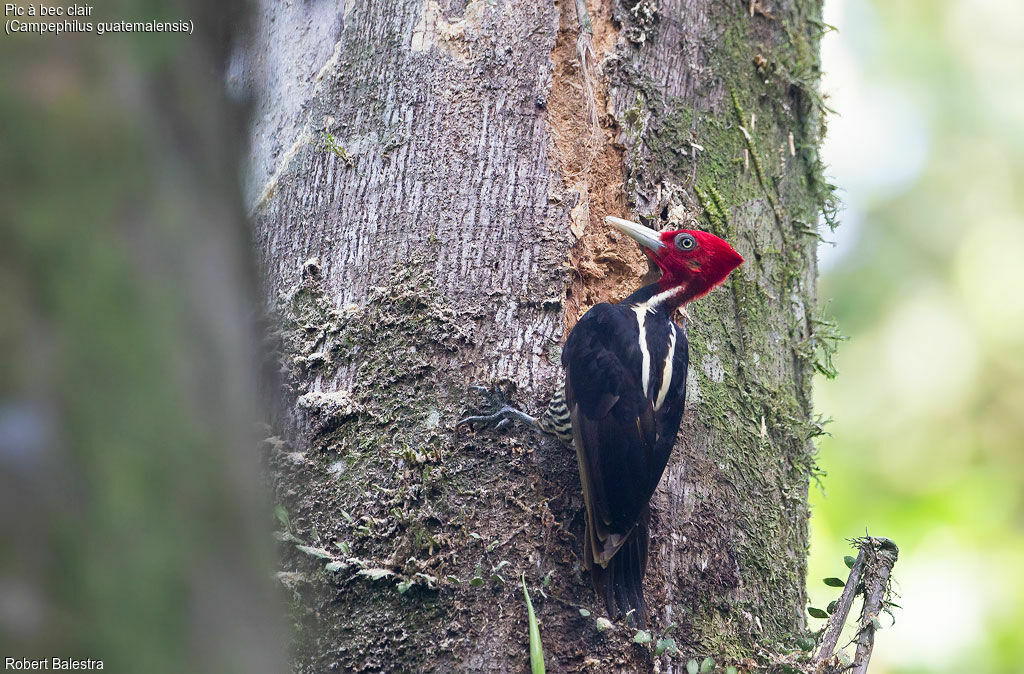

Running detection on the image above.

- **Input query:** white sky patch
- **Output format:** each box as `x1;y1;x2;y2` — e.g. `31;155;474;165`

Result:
818;0;931;270
949;0;1024;139
817;200;861;270
872;539;993;671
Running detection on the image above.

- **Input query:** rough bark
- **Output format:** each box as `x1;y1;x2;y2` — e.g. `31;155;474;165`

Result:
247;0;829;671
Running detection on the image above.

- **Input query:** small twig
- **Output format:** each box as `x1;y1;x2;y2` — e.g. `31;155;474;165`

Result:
851;538;899;674
509;493;535;516
815;536;900;673
814;550;865;661
496;523;530;549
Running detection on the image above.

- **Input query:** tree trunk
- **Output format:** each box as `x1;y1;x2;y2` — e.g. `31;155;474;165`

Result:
247;0;828;670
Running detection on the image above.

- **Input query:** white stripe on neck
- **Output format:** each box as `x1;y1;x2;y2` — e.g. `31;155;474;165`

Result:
655;327;676;410
637;284;686;315
632;285;684;400
632;304;651;397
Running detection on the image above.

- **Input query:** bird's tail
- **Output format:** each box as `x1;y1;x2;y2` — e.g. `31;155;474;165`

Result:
589;506;650;627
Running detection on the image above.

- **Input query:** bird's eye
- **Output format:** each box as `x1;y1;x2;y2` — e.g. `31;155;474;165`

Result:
674;233;697;251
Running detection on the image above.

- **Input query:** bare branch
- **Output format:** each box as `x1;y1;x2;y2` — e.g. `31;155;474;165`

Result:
814;549;865;662
851;538;899;674
814;536;899;674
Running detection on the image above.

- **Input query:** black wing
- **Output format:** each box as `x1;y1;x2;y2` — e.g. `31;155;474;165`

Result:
563;302;688;565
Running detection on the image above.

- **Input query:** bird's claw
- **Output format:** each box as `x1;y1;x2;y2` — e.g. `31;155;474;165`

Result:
456;405;518;430
457;384;527;432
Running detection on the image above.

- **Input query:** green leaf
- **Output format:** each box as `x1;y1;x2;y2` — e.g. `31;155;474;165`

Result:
726;668;738;674
487;540;500;552
542;570;554;587
823;577;846;587
324;561;345;572
294;545;333;559
445;575;461;584
397;579;413;594
633;630;652;644
578;609;591;617
273;504;291;530
687;659;699;674
808;607;829;619
844;555;856;569
595;617;613;632
655;638;678;656
357;568;394;581
700;656;715;673
469;532;482;540
341;510;354;524
469;576;483;587
827;600;838;614
522;575;546;674
796;636;816;651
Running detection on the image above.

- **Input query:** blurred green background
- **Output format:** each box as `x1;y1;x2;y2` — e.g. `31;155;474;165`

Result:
807;0;1024;672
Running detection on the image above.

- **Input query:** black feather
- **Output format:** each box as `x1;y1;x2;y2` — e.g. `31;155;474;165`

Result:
562;290;689;622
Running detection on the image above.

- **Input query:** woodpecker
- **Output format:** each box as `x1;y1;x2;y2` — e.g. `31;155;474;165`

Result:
460;216;743;625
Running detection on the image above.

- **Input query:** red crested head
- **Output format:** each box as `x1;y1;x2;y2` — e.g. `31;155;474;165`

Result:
606;216;744;305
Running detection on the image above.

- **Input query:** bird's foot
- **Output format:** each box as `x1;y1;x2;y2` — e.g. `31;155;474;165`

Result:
456;384;537;432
